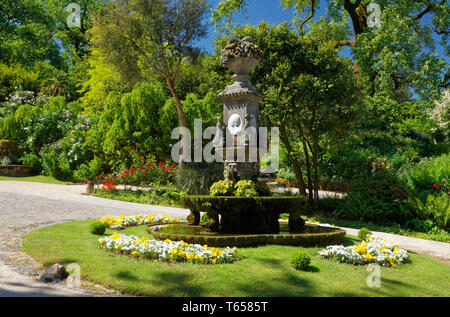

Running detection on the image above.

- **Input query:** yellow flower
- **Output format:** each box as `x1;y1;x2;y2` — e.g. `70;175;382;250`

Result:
212;259;217;264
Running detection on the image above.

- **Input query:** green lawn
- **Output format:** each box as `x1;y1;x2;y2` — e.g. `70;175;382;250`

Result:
22;220;450;297
0;175;74;185
92;188;184;208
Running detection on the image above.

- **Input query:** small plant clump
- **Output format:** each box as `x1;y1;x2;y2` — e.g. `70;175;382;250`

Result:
210;180;234;196
358;228;372;240
220;36;262;65
89;220;106;235
290;251;311;271
234;180;259;197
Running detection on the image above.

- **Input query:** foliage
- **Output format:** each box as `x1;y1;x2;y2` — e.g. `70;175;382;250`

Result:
0;63;41;102
220;22;359;201
0;156;12;166
89;0;210;152
358;228;372;241
409;193;450;231
350;159;408;202
234;180;259;197
89;220;106;235
334;192;413;224
429;89;449;137
101;159;177;188
91;83;169;168
41;151;73;180
290;251;311;271
400;154;450;202
19;153;42;173
74;157;102;181
210;180;234;196
175;162;223;195
93;186;184;208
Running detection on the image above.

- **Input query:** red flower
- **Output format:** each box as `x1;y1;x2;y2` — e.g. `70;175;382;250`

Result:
121;176;124;179
140;157;143;160
432;184;439;189
173;163;176;167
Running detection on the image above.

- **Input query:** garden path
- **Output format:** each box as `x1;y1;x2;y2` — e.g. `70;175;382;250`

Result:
0;181;189;296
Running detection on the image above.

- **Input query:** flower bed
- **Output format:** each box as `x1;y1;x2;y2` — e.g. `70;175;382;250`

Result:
319;235;408;267
99;214;179;230
98;233;243;265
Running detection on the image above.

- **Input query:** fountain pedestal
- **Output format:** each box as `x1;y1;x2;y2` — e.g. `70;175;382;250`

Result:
216;39;264;182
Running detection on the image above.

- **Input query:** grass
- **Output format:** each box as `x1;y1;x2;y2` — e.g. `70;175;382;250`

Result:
0;175;74;185
92;188;183;208
22;220;450;297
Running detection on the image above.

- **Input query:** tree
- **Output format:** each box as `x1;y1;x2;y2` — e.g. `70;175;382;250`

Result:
218;22;360;202
212;0;448;101
89;0;209;164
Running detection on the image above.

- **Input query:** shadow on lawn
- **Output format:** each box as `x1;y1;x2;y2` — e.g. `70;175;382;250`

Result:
149;270;205;297
43;258;78;268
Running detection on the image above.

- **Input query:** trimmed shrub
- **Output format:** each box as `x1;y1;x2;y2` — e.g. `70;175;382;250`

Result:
89;220;106;235
290;251;311;270
234;180;258;197
358;228;372;240
210;180;234;196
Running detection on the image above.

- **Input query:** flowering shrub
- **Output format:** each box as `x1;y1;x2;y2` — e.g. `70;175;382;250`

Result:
98;214;179;230
319;235;408;267
369;156;391;171
98;233;243;265
101;159;177;189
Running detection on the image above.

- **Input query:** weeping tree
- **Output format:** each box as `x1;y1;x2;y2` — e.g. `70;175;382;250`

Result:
89;0;209;164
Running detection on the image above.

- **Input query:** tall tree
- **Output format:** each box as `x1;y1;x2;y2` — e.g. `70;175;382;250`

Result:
89;0;209;164
212;0;448;100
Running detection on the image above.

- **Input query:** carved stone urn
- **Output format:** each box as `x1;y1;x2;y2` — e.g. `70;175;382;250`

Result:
216;37;264;182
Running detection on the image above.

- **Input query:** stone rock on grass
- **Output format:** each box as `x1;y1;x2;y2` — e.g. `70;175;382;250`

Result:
39;263;66;283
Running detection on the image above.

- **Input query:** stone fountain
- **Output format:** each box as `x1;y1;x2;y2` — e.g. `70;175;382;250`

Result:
214;36;264;182
147;37;346;246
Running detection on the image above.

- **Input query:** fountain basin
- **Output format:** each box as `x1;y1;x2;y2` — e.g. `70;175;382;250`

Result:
182;195;309;234
147;222;346;247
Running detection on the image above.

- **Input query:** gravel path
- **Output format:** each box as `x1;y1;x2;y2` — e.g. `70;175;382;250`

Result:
0;181;189;297
0;181;448;296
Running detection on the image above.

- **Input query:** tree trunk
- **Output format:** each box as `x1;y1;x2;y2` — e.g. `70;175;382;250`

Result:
166;76;188;166
298;127;313;202
312;137;320;202
279;123;306;195
85;180;94;195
